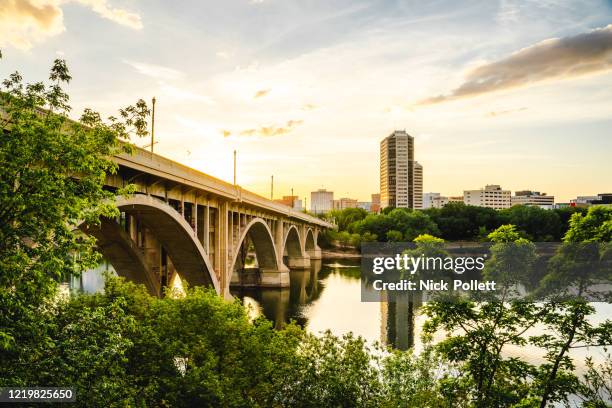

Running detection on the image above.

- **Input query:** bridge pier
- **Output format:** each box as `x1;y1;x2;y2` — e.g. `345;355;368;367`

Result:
307;246;322;260
287;255;311;269
259;265;290;287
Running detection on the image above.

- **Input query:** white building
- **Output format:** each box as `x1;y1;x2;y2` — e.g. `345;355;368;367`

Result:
310;189;334;214
511;191;554;209
463;185;511;210
423;193;440;209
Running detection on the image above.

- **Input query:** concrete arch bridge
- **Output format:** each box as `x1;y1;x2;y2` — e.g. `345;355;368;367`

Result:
81;147;332;298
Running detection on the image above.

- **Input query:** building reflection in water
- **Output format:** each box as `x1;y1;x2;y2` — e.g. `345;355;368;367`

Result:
380;291;423;350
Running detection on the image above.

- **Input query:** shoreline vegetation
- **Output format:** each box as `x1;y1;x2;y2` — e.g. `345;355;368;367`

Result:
2;58;612;407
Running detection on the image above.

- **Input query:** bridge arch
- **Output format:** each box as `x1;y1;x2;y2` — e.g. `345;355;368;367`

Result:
305;228;315;252
283;225;303;258
229;217;286;286
282;224;310;268
82;194;220;295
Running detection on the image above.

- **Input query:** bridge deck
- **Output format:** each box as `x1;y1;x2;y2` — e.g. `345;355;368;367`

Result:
113;146;333;229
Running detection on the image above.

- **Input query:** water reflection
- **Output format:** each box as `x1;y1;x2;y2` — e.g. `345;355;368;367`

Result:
380;291;422;350
231;259;419;350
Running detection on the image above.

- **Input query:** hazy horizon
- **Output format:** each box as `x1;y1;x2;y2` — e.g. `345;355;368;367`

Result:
1;0;611;203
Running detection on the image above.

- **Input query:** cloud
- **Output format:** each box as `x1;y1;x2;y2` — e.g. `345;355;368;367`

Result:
418;24;612;105
124;60;184;80
223;120;303;138
0;0;141;50
253;88;271;98
216;51;232;59
77;0;142;29
0;0;64;50
486;107;528;117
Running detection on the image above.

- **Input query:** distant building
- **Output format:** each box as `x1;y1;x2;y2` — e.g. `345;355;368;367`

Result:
310;189;333;214
570;193;612;207
380;130;420;209
511;191;554;209
464;185;511;210
274;195;302;210
429;195;463;209
413;162;423;209
371;194;381;213
422;193;440;209
333;197;358;210
357;202;373;211
591;193;612;205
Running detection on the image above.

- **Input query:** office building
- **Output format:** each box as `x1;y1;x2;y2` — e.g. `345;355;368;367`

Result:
423;193;440;209
570;193;612;207
333;197;358;210
511;191;555;209
463;185;511;210
310;189;333;214
380;130;421;209
371;194;381;213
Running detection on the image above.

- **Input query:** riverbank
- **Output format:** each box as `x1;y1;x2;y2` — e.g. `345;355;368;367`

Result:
321;248;361;259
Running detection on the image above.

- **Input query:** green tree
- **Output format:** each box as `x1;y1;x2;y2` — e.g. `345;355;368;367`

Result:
532;206;612;408
0;57;149;381
386;230;403;242
498;205;563;241
423;225;542;407
424;202;500;241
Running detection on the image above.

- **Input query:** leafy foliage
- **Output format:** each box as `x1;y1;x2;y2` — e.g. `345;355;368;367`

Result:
0;57;149;374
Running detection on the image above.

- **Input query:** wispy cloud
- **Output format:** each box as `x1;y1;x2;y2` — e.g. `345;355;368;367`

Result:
77;0;142;29
254;88;271;98
124;60;184;80
223;120;303;138
0;0;142;50
216;51;232;59
418;24;612;105
486;107;528;117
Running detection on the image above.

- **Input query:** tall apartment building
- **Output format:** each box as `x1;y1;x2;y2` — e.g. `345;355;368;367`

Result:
310;189;334;214
463;185;511;210
380;130;421;209
413;162;423;209
511;191;554;209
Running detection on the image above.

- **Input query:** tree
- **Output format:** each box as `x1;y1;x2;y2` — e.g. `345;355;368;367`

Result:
386;230;403;242
425;202;500;241
532;206;612;408
0;57;149;380
423;225;542;407
498;205;563;241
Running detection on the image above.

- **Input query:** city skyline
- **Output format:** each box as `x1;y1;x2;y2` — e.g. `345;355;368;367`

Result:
1;1;611;202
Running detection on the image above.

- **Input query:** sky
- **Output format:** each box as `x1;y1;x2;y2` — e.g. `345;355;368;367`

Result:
1;0;611;204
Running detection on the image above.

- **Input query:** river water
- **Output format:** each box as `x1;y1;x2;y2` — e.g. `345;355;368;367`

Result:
231;258;611;374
